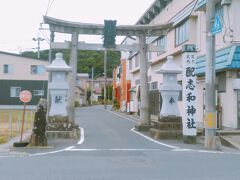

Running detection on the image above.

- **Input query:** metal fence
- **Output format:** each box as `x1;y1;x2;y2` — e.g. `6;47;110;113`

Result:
0;110;35;142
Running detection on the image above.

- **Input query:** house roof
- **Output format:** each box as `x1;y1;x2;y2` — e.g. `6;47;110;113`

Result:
195;0;206;10
196;46;240;75
136;0;173;25
0;51;48;62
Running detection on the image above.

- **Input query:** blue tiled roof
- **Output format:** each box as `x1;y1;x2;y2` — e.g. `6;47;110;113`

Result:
196;46;240;75
195;0;206;10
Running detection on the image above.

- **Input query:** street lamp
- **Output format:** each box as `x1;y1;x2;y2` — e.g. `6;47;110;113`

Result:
33;37;44;59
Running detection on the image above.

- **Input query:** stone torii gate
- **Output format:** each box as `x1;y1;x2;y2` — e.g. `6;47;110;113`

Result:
43;16;172;130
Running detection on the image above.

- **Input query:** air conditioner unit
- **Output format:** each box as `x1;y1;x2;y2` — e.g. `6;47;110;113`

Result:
221;0;231;6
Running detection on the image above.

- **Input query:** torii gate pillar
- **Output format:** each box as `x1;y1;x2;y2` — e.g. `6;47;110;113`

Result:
68;32;78;123
135;33;151;131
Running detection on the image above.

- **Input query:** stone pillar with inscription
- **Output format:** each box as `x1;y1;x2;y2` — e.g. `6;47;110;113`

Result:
150;56;182;139
182;44;197;144
46;53;80;139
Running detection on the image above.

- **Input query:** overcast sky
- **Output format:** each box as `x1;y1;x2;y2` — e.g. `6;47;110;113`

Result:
0;0;155;54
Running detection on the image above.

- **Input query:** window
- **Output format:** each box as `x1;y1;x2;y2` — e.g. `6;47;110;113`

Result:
33;90;44;96
3;64;13;74
151;81;158;90
175;20;189;46
156;36;166;55
146;52;152;61
177;81;182;101
135;79;140;85
237;71;240;78
129;60;133;71
94;83;100;88
10;87;21;97
135;55;139;68
148;83;151;90
31;65;45;75
216;72;226;92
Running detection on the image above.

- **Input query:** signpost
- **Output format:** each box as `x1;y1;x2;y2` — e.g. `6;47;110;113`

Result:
212;15;222;35
13;90;32;147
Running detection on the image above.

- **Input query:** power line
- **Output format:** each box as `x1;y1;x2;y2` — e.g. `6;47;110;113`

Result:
45;0;55;16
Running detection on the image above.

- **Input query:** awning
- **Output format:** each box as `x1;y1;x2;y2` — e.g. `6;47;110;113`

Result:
168;0;197;27
196;46;240;75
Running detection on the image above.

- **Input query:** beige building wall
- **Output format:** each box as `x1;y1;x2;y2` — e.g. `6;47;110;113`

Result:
0;53;48;81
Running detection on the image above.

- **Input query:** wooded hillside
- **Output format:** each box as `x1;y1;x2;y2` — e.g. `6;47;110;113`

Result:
21;49;121;78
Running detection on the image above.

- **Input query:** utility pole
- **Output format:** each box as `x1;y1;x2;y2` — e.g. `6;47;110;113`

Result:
91;67;94;106
33;37;44;59
205;0;217;149
104;49;107;109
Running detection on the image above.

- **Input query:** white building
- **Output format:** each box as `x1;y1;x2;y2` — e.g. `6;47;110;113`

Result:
123;0;240;129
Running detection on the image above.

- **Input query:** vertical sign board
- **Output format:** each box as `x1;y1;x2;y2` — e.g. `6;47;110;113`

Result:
182;45;197;136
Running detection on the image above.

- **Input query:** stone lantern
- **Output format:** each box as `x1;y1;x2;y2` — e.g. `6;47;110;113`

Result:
156;56;182;117
149;56;182;139
46;53;72;117
45;53;79;139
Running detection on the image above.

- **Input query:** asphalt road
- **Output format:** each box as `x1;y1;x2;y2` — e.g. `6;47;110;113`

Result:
1;105;240;180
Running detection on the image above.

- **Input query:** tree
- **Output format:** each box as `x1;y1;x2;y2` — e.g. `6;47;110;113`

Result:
21;49;120;78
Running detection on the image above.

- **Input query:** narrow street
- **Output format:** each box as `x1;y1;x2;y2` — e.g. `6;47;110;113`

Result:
0;106;240;180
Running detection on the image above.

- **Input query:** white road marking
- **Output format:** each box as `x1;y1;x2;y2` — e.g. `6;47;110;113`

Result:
30;149;67;156
0;155;16;158
131;128;180;149
64;146;76;150
106;109;138;123
78;127;85;145
197;150;224;154
30;127;85;156
30;146;76;156
172;149;191;152
65;148;163;152
172;148;225;154
107;109;181;150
